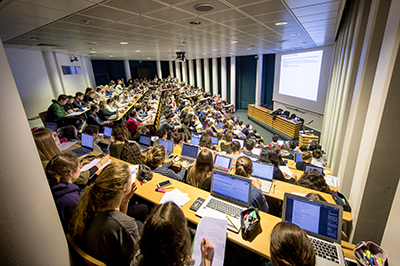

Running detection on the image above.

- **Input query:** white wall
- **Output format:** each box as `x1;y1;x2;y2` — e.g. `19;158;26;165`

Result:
55;53;88;95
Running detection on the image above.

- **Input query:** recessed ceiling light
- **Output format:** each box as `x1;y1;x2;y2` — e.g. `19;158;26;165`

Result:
189;21;201;25
31;37;39;41
193;3;215;12
247;48;252;50
231;40;238;44
291;33;300;36
135;50;141;52
212;49;217;51
175;49;180;52
229;52;234;55
90;51;97;53
202;53;206;55
81;20;94;25
275;21;288;26
120;41;128;45
147;57;151;59
109;54;114;57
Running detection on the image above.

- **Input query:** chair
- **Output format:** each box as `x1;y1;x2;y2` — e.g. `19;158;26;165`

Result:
66;234;106;266
38;111;47;124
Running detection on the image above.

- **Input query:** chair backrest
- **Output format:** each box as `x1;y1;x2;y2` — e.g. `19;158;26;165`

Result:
39;111;47;124
66;234;106;266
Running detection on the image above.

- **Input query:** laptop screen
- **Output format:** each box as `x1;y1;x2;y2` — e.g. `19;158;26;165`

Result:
305;164;324;174
252;162;274;181
212;171;251;205
233;138;244;149
159;139;173;153
45;123;57;132
191;135;201;146
81;133;94;149
210;136;219;145
218;122;223;128
283;194;342;242
181;143;199;158
295;153;303;162
214;154;232;170
139;135;151;146
277;140;284;146
103;126;112;138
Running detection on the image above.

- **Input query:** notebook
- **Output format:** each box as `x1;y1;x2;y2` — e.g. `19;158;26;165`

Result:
196;170;252;233
282;193;346;266
191;135;201;146
159;139;173;154
210;136;219;145
294;153;303;162
305;164;325;175
251;162;274;193
137;135;151;152
214;154;232;172
103;126;112;139
180;143;199;165
233;138;244;149
69;133;94;157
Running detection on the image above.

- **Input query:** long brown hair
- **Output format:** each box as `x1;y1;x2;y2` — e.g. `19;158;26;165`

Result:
136;202;191;266
69;162;131;238
144;145;166;168
112;124;130;142
199;133;212;148
45;153;79;187
296;169;331;194
270;221;315;266
120;142;145;165
33;128;61;161
186;149;213;188
235;156;253;177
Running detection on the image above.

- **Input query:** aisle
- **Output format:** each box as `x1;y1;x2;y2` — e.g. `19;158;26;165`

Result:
232;109;274;144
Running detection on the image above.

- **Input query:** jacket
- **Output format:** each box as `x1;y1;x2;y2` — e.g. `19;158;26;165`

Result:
51;182;81;231
47;100;67;122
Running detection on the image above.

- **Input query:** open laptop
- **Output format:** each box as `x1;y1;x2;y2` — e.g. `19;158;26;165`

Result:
159;139;173;155
210;136;219;145
69;133;94;157
137;135;151;153
305;164;325;175
103;126;112;139
196;170;252;233
191;135;201;146
250;162;274;193
233;138;244;149
214;122;223;130
277;140;284;146
180;143;199;166
294;153;303;162
214;154;232;172
282;193;346;266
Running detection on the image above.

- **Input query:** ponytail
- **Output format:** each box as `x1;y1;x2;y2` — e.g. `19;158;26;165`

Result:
145;145;166;167
45;153;78;187
235;156;253;177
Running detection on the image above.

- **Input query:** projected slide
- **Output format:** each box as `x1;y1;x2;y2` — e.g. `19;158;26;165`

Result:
279;50;323;101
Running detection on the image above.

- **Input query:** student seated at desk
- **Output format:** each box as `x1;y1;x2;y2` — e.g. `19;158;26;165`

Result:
271;146;287;166
172;132;184;155
83;90;96;105
61;125;79;143
144;145;188;182
98;100;117;121
220;132;232;153
120;143;145;165
235;156;269;213
296;169;331;194
229;141;242;160
288;140;297;155
64;95;78;112
73;92;88;109
268;221;315;266
258;147;296;183
126;111;141;135
206;121;216;137
152;129;167;147
269;134;280;147
241;139;259;160
69;162;140;266
86;104;113;130
295;151;312;171
186;148;213;191
280;144;294;160
109;125;130;159
311;149;326;168
83;125;103;152
199;133;214;150
46;94;83;129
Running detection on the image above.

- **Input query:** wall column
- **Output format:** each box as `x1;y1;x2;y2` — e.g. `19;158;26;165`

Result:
189;59;195;86
169;60;174;78
80;56;95;89
204;58;210;92
42;51;64;97
0;39;71;265
230;56;236;109
221;57;227;100
212;57;218;96
124;59;131;81
156;60;162;79
196;58;203;88
255;53;263;106
175;61;181;82
182;60;187;84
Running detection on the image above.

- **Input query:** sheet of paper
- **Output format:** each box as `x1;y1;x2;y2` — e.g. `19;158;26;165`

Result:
67;111;82;116
129;165;139;183
325;175;339;188
60;141;77;151
159;188;190;207
192;216;227;266
81;158;111;172
279;166;293;177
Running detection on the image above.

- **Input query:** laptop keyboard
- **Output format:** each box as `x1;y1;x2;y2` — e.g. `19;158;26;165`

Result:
206;198;242;219
309;237;340;264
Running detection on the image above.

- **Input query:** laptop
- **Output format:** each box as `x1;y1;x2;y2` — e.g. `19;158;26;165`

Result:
250;162;274;193
191;135;201;146
305;164;325;175
159;139;173;155
69;133;94;157
214;122;223;130
277;140;284;146
214;154;232;172
45;123;57;132
233;138;244;149
137;135;151;153
252;147;261;156
210;136;219;145
196;170;252;233
180;143;199;166
103;126;112;139
282;193;346;266
294;153;303;162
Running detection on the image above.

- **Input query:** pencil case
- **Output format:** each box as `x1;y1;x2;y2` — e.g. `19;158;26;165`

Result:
240;207;261;240
353;241;387;266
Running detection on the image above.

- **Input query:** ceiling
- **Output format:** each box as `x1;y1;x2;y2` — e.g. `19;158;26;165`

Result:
0;0;346;60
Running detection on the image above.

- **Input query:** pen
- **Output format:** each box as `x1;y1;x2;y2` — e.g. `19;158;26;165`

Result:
155;188;166;193
273;184;276;194
226;215;239;231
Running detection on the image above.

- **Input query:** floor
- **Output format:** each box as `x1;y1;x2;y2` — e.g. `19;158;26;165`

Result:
232;109;274;143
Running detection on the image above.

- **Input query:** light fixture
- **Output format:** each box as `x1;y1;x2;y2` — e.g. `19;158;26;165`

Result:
90;51;97;53
175;49;181;52
247;48;252;50
147;57;151;59
109;54;114;57
189;21;201;25
135;50;141;52
31;37;39;41
202;53;206;55
81;20;94;25
231;40;238;44
193;3;215;12
120;41;128;45
212;49;217;51
275;22;288;26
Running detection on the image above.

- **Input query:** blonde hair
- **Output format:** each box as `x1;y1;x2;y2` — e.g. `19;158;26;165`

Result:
144;145;166;167
69;162;131;238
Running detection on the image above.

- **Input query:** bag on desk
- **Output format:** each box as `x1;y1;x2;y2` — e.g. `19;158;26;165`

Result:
240;207;261;241
353;241;387;266
332;191;351;212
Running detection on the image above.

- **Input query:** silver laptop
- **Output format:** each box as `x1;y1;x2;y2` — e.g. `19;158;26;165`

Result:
214;154;232;172
196;170;252;233
282;193;346;266
137;135;151;152
250;162;274;193
69;133;94;157
103;126;112;139
180;143;199;166
159;139;174;156
190;135;201;146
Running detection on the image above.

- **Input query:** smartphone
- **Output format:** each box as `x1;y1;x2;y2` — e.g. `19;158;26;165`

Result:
190;197;205;211
168;154;177;160
157;180;172;188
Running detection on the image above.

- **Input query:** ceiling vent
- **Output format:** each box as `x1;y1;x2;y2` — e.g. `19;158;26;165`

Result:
193;4;215;12
36;43;64;47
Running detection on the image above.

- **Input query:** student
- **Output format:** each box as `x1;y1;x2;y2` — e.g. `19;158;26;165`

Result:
269;221;315;266
247;129;261;140
271;146;286;166
64;95;77;112
73;92;88;108
69;162;140;266
241;139;259;160
172;132;184;155
311;149;326;167
159;113;175;134
126;111;141;134
258;147;296;183
83;90;96;105
45;153;81;232
152;129;167;147
220;132;232;153
46;94;82;129
109;125;130;159
270;134;280;146
144;145;188;181
98;100;117;121
288;140;297;155
61;125;79;142
120;143;145;165
132;202;214;266
295;151;312;171
186;148;214;191
229;141;242;159
296;169;331;194
199;133;213;150
86;104;111;129
206;120;216;137
299;145;308;152
82;125;102;152
235;156;269;213
241;124;250;136
280;144;294;160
